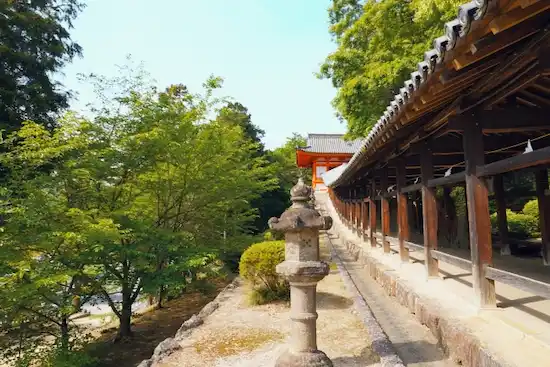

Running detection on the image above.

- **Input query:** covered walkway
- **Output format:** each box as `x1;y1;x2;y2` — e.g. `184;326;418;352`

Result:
321;1;550;366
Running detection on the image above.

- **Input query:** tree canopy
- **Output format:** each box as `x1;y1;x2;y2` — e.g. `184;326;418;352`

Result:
0;67;280;365
0;0;84;132
319;0;464;138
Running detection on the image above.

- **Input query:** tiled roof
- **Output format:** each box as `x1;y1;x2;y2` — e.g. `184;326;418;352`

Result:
329;0;492;187
300;134;363;154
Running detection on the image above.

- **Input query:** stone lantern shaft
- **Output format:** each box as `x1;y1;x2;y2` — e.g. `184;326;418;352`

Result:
268;178;333;367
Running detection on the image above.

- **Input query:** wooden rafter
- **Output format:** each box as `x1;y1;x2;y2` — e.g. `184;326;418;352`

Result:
489;1;550;34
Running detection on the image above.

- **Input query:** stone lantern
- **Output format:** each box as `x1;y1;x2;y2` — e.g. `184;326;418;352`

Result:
268;178;334;367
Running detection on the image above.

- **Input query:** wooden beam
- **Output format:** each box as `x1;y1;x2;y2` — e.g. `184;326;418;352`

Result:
535;169;550;265
400;183;422;193
520;0;540;8
489;1;550;35
431;250;472;271
470;24;550;97
428;172;466;187
448;107;550;133
477;146;550;177
463;119;496;308
396;160;410;263
420;142;439;277
380;169;391;254
454;19;541;70
486;266;550;300
518;89;550;106
494;175;513;255
471;20;540;54
517;96;540;106
438;58;501;86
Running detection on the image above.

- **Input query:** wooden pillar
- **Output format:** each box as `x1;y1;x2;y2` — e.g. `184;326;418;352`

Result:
380;169;391;253
370;179;377;248
535;169;550;265
346;189;351;228
396;160;410;262
349;189;353;228
344;199;348;224
351;189;357;232
357;193;361;231
420;143;439;277
463;119;496;308
362;198;369;242
347;199;351;226
353;188;359;232
494;175;511;255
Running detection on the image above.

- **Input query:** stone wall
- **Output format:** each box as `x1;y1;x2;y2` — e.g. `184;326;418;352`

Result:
342;240;503;367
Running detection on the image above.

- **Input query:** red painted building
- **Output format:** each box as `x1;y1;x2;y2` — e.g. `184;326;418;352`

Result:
296;134;362;191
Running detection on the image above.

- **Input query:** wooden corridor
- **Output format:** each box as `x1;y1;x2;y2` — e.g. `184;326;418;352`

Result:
324;0;550;311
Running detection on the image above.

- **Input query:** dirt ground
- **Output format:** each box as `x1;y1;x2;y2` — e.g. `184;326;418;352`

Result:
153;244;381;367
87;278;231;367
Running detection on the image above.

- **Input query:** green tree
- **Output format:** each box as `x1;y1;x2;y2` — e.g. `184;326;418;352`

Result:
216;102;266;156
0;0;84;132
270;133;312;194
319;0;463;138
0;67;277;354
0;116;98;364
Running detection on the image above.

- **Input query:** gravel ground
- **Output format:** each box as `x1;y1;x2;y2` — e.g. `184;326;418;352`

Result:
153;262;381;367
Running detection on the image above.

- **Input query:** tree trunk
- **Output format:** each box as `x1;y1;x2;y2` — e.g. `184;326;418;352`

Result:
118;304;133;339
117;284;133;339
60;317;69;350
156;285;165;309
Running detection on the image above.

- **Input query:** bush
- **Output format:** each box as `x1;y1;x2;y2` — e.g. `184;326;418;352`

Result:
490;209;540;239
220;235;263;273
522;199;539;220
42;348;98;367
239;240;289;305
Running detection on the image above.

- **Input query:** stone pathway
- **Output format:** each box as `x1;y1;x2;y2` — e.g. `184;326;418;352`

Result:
148;261;381;366
324;231;456;367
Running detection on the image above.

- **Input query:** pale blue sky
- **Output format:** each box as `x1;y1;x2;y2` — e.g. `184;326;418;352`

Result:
59;0;345;149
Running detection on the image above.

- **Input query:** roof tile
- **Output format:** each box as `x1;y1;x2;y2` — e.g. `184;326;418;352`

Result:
302;134;363;154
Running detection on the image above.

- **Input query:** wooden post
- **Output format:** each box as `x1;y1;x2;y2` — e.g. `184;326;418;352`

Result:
463;119;496;308
396;160;410;262
370;179;377;248
354;189;359;232
380;169;391;253
346;190;351;227
349;191;353;230
353;189;359;232
355;197;361;231
420;142;439;277
362;198;369;242
494;175;511;255
535;169;550;265
344;199;348;224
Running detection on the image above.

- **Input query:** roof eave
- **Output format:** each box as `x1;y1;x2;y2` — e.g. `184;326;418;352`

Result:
329;0;494;189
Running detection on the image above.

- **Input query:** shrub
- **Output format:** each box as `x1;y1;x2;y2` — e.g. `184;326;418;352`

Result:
239;240;289;305
42;348;98;367
522;199;539;220
490;209;540;239
220;235;263;273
